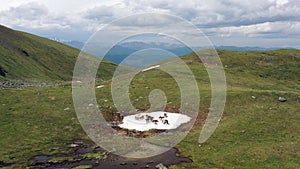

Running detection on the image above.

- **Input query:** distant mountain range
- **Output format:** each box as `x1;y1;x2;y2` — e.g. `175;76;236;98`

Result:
60;40;288;55
59;39;289;52
215;46;282;51
103;41;196;65
56;39;296;68
58;40;195;65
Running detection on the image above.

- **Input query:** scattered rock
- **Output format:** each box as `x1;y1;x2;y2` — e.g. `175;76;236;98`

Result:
0;81;62;89
21;50;30;57
73;140;84;145
48;96;56;101
0;81;17;88
0;68;6;77
278;97;287;102
120;162;127;165
69;144;79;148
111;147;117;153
251;96;256;99
156;163;168;169
64;107;70;111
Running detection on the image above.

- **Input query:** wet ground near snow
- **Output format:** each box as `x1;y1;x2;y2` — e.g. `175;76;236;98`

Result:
30;140;192;169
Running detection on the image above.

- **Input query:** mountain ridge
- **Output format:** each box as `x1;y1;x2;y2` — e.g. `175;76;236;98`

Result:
0;25;119;82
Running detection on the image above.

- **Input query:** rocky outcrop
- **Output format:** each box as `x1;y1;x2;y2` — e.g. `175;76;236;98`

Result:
0;81;62;89
0;68;6;77
278;97;287;102
156;163;168;169
0;81;27;88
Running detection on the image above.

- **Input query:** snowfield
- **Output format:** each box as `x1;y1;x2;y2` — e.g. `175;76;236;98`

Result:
118;111;191;131
141;65;160;72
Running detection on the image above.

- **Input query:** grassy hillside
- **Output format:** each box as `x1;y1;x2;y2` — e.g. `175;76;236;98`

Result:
182;49;300;91
172;49;300;168
0;25;120;82
0;49;299;168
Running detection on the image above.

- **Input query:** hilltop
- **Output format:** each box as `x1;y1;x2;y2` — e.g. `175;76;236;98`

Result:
0;25;119;82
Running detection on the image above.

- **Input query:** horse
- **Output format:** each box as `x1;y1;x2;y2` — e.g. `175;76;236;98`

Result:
152;119;159;125
145;115;153;123
159;116;164;121
135;115;144;120
163;119;169;125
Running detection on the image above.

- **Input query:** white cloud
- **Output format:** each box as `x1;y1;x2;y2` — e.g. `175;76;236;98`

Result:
213;21;300;38
0;0;299;47
0;2;71;30
0;0;33;11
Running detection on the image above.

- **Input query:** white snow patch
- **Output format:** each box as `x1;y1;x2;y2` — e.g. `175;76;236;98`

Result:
142;65;160;72
96;85;104;89
118;111;191;131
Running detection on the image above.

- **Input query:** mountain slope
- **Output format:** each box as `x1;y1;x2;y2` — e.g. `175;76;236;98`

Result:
179;49;300;91
0;25;120;82
0;48;299;168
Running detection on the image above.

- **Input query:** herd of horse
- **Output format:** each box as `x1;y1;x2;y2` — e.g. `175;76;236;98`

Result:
134;113;169;125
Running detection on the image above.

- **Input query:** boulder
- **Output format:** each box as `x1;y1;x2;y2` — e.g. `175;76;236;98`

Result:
0;68;6;77
278;97;287;102
156;163;168;169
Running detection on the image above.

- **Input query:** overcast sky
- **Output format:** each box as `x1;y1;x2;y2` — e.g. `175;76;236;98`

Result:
0;0;299;48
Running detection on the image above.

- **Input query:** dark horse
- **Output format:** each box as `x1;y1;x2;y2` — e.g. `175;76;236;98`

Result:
163;119;169;125
159;116;164;121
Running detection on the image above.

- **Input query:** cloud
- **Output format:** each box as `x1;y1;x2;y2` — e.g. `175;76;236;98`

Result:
0;2;71;29
129;0;300;28
210;21;300;38
0;0;299;47
2;0;299;31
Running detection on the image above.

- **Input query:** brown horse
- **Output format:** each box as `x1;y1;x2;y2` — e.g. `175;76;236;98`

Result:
152;120;159;125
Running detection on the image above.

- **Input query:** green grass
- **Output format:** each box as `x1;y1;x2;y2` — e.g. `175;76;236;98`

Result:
0;48;299;168
0;85;88;168
0;25;129;82
171;91;300;168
